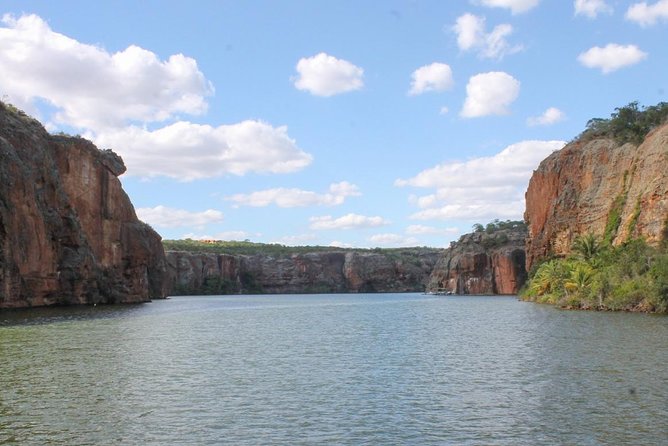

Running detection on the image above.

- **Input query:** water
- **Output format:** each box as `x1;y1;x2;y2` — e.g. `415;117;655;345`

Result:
1;294;666;445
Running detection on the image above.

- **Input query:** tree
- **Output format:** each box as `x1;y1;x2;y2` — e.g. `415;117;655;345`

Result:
572;233;601;261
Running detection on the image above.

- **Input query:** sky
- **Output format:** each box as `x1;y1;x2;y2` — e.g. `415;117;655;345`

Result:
1;0;667;248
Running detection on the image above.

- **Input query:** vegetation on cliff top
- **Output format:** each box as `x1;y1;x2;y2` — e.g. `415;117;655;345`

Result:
162;239;442;257
577;101;668;145
521;235;668;313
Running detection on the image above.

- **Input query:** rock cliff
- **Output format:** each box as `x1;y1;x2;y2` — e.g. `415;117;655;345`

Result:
525;123;668;270
426;226;527;295
165;249;441;295
0;102;167;307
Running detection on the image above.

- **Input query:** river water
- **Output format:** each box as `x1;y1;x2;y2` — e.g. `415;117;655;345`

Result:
1;294;666;445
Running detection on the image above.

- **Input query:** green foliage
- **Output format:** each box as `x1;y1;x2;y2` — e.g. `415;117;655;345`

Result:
627;197;642;238
603;174;629;245
578;101;668;145
571;233;601;261
162;239;441;258
521;237;668;313
480;232;509;249
472;219;526;235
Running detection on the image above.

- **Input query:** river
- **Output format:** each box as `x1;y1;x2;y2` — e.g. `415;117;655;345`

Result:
1;294;666;445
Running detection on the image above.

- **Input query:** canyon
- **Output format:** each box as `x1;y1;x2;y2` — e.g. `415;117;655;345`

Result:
0;103;167;307
525;122;668;270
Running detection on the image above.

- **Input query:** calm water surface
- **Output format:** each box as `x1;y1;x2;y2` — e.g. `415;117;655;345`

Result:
1;294;666;445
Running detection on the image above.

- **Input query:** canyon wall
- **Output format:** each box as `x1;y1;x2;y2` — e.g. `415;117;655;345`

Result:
525;123;668;270
0;103;167;307
165;249;442;295
426;226;527;295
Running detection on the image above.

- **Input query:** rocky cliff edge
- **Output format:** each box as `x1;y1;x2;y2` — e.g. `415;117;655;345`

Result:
426;225;527;295
0;103;167;307
525;122;668;270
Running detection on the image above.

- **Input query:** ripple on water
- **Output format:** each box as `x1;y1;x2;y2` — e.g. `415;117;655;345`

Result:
1;294;667;445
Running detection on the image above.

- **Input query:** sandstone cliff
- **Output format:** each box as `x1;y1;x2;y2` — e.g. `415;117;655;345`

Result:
525;123;668;270
0;103;167;307
426;226;527;295
165;249;441;295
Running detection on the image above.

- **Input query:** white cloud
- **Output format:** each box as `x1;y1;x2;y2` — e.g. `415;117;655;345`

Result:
408;63;454;95
273;234;318;246
527;107;565;126
0;14;212;131
293;52;364;97
578;44;648;73
626;0;668;26
460;71;520;118
406;225;460;236
137;206;225;228
182;231;252;241
329;241;354;248
369;233;420;247
225;181;360;208
93;120;312;180
309;214;389;230
440;106;450;115
477;0;540;14
0;14;313;181
574;0;613;18
453;14;522;60
396;140;565;221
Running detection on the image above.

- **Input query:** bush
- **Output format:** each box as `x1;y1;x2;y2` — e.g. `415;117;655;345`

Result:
521;238;668;313
578;101;668;145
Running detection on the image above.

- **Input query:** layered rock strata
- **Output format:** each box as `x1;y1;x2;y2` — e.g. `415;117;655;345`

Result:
426;227;527;295
525;123;668;270
165;250;442;295
0;103;167;307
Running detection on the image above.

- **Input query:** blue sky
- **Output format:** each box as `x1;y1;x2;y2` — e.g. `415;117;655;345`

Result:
1;0;667;247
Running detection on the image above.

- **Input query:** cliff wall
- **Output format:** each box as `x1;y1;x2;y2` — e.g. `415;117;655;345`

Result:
165;249;441;295
525;123;668;270
426;227;527;295
0;103;167;307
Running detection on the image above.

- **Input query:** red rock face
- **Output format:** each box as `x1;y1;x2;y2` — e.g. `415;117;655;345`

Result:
0;103;167;307
525;124;668;270
426;228;527;295
165;250;441;295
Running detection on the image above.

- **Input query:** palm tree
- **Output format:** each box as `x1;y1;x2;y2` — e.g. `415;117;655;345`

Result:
572;233;601;261
564;262;594;294
529;260;564;298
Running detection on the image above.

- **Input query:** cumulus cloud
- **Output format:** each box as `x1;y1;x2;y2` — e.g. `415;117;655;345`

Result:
578;44;648;73
293;52;364;97
626;0;668;26
460;71;520;118
272;234;318;246
309;214;389;230
225;182;360;208
182;231;252;241
453;14;522;60
369;233;419;247
574;0;613;18
408;63;454;95
0;14;313;181
0;14;212;130
527;107;565;126
93;120;312;180
477;0;540;14
137;206;225;228
405;225;460;236
396;140;565;221
329;241;354;248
